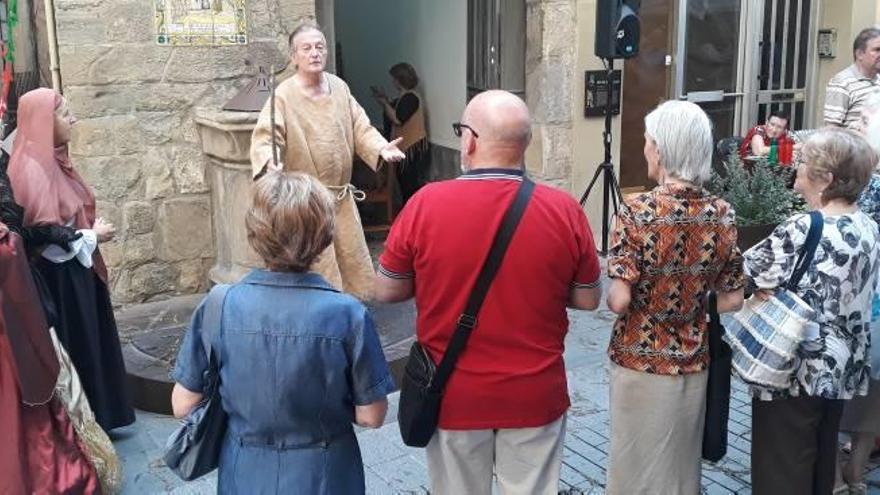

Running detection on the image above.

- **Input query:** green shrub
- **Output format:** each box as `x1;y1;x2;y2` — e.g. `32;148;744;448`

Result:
706;154;804;226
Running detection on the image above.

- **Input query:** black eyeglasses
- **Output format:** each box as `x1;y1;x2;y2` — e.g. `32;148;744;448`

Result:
452;122;479;139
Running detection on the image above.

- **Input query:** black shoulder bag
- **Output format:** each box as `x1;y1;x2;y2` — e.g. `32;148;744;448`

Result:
164;284;231;480
701;290;731;462
398;177;535;447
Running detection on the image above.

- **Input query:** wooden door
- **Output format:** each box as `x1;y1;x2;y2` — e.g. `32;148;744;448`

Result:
619;0;674;190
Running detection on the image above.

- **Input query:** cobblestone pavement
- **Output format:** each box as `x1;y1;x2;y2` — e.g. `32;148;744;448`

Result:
113;307;880;494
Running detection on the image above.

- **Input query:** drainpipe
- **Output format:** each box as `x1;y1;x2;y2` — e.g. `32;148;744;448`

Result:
43;0;61;91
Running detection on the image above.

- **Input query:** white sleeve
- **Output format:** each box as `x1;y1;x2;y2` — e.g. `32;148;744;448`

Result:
40;229;98;268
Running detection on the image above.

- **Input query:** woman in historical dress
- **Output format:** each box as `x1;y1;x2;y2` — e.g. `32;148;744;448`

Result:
0;220;102;494
372;62;430;204
7;87;134;432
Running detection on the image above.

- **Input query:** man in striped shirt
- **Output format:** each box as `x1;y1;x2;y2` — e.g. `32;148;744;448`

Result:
824;27;880;130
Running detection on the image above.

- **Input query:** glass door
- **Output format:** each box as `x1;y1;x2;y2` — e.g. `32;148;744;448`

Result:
750;0;817;130
674;0;746;141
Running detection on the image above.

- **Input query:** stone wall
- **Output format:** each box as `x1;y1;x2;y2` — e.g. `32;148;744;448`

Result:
524;0;577;192
54;0;315;304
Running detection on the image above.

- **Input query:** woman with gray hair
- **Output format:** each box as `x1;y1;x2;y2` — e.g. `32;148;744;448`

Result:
605;100;745;493
744;128;880;494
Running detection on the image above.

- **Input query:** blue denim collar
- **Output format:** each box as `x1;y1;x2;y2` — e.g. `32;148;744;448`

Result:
241;269;339;291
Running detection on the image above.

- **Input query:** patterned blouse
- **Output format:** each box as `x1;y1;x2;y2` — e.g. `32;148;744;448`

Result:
744;212;880;400
608;183;745;375
858;173;880;225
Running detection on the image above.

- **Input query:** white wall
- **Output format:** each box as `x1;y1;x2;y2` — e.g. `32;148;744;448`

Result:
334;0;466;149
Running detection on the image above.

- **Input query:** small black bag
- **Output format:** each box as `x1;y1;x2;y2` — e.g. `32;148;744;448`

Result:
164;284;231;480
398;177;535;448
702;290;732;462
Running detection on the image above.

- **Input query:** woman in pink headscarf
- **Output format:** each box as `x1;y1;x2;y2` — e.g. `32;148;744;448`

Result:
8;88;134;431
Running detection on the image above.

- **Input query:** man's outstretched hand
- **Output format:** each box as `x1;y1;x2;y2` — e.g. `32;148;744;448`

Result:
380;137;406;163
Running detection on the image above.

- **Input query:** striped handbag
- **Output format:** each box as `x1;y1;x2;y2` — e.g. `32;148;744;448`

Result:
724;211;823;389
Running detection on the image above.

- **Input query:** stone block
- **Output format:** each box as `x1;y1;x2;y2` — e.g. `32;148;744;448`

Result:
99;238;123;268
65;86;135;118
105;2;155;44
157;196;213;261
76;155;142;200
542;124;574;181
123;233;156;266
137;112;180;146
129;262;180;301
123;201;156;235
539;60;574;125
172;146;209;194
162;42;286;84
541;0;576;59
59;43;171;86
95;199;122;229
177;260;209;293
71;115;146;156
143;147;175;199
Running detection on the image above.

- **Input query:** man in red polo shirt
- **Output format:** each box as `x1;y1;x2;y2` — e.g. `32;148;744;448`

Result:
375;90;602;494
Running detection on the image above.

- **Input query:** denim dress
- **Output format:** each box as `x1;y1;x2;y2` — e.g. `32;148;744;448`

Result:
172;270;395;494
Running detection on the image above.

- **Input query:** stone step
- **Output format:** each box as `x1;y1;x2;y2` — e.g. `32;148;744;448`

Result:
116;294;415;415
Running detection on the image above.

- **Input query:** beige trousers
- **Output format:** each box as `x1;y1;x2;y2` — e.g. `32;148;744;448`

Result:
606;362;708;495
425;414;566;495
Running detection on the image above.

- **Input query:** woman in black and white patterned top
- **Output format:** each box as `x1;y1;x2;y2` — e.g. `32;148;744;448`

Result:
743;127;880;494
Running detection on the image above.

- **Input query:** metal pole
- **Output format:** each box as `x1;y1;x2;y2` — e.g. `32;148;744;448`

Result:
269;65;279;169
43;0;61;91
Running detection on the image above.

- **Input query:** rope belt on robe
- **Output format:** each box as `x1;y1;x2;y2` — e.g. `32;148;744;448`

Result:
326;183;366;202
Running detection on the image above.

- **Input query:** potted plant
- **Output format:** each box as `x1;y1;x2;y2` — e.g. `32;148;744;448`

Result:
707;154;805;252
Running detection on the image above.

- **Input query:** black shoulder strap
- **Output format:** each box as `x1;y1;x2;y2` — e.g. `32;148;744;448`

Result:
201;284;231;366
786;210;823;290
429;177;536;393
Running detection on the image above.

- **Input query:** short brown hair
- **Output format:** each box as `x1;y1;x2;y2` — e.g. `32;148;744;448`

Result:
389;63;419;90
801;128;878;204
246;172;335;272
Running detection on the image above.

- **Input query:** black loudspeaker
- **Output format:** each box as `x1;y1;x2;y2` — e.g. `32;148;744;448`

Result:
595;0;641;59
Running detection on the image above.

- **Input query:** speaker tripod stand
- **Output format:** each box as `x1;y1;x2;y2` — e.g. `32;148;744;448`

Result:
579;57;624;256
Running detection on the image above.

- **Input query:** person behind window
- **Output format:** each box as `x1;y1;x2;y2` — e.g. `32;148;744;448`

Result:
739;111;795;165
372;62;430;205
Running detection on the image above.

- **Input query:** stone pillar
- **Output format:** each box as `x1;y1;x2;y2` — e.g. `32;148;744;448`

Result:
524;0;578;192
194;108;262;284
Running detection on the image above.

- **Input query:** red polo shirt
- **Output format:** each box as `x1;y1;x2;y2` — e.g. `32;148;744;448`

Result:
379;168;601;429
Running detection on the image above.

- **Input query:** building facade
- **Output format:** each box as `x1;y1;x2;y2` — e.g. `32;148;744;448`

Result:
33;0;880;303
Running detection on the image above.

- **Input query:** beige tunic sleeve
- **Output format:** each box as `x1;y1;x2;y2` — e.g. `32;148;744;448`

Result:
349;94;388;171
250;93;288;178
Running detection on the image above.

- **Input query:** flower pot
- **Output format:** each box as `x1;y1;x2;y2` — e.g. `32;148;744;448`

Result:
737;223;777;252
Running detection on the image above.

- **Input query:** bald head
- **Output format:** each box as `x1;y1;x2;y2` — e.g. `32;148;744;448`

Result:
460;91;531;170
464;90;531;144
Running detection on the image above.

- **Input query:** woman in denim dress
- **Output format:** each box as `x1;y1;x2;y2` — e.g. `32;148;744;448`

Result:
171;172;395;494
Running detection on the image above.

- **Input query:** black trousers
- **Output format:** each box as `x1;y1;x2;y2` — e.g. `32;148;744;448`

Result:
751;395;844;495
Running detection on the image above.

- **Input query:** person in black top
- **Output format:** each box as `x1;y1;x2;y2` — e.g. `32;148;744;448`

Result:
372;63;430;205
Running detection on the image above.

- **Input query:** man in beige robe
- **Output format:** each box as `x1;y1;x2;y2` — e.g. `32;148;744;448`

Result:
251;23;405;300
